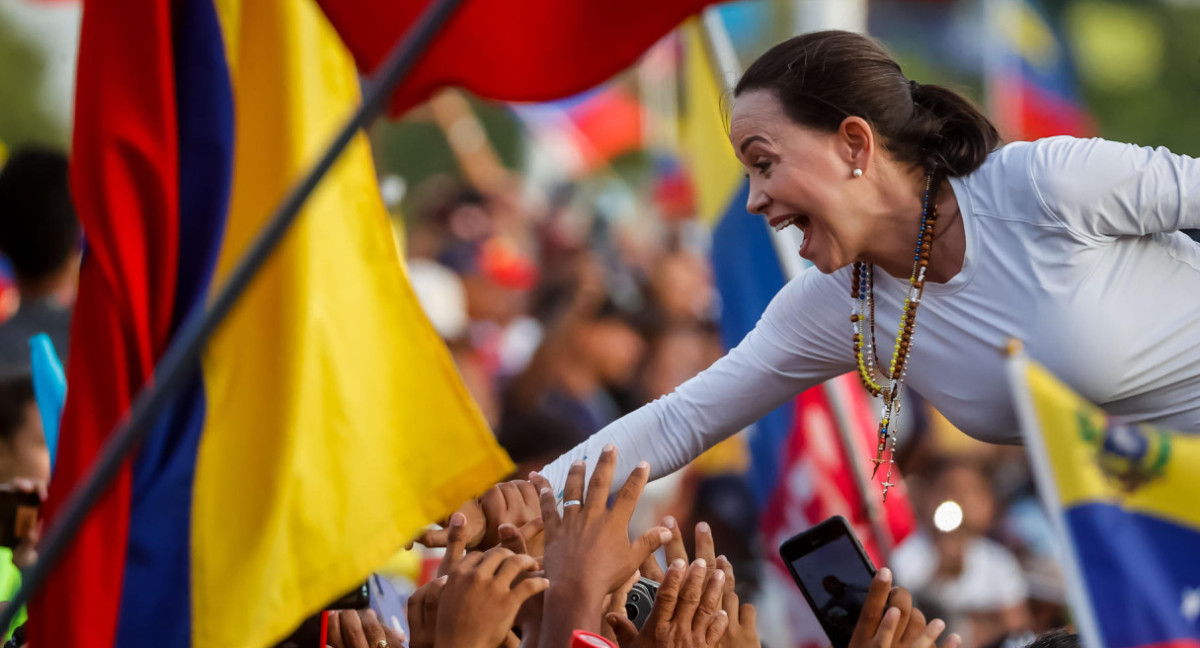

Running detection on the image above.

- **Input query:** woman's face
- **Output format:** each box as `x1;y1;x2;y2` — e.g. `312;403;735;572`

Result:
729;90;874;273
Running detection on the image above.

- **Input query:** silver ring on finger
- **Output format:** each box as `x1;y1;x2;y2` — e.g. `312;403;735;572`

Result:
562;499;582;508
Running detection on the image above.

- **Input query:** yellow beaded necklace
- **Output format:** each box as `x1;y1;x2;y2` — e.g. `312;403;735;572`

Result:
851;171;939;501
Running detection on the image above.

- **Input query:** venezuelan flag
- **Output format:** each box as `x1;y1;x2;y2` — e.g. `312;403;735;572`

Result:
988;0;1094;141
1009;356;1200;648
31;1;513;647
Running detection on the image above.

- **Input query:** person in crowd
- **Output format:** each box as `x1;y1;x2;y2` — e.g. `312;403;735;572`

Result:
519;28;1200;499
0;374;50;487
0;148;79;368
501;257;647;449
892;459;1030;646
0;373;50;640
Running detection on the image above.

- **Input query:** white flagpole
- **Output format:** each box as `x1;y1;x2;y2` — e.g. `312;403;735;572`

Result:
1004;344;1104;648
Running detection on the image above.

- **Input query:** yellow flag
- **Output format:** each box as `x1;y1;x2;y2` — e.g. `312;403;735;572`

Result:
681;19;744;226
192;3;513;646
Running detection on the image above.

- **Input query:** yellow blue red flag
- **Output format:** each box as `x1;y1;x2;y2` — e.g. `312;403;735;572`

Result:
1009;354;1200;648
31;1;513;647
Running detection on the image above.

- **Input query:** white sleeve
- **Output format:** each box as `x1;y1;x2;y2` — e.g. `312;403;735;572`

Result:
538;269;851;496
1029;136;1200;240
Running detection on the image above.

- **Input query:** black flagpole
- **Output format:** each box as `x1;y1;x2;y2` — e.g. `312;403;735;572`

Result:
0;0;465;632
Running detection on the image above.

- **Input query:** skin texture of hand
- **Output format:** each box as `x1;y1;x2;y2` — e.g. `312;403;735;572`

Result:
603;571;641;644
434;546;549;648
406;576;446;648
631;518;756;648
607;559;729;648
414;479;542;550
847;568;962;648
531;445;672;648
327;608;407;648
715;556;759;648
641;517;717;585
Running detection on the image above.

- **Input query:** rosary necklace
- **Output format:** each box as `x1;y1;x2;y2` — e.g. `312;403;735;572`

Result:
851;171;939;502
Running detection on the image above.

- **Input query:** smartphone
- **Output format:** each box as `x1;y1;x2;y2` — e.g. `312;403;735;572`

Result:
0;486;40;549
779;516;877;648
327;581;371;610
624;577;659;631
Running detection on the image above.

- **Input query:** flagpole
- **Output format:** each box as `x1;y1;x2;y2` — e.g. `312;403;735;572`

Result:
699;3;892;560
0;0;465;631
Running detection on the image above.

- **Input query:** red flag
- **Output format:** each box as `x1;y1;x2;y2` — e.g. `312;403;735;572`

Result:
316;0;715;115
28;0;182;643
759;375;917;648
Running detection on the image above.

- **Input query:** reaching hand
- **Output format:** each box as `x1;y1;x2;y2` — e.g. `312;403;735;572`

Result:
532;446;671;597
607;558;729;648
531;445;672;647
415;480;542;550
715;556;759;648
640;517;717;585
406;576;446;648
327;608;407;648
434;546;549;648
631;517;756;648
848;568;960;648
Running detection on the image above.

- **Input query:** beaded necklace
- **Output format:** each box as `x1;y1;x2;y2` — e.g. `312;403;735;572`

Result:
851;171;939;502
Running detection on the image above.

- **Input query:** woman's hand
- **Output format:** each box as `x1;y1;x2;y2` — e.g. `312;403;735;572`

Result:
533;446;670;597
532;445;671;647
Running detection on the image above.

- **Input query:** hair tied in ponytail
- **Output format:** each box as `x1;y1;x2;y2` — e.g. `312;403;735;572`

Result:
735;31;1001;177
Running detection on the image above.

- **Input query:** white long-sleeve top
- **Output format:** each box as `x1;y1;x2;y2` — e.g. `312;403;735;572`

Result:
541;136;1200;493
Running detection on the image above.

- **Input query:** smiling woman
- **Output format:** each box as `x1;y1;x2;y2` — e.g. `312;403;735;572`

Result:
525;29;1200;503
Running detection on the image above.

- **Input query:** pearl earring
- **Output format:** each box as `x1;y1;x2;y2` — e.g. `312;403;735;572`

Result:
853;168;864;178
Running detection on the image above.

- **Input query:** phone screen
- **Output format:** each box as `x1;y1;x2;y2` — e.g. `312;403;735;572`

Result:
780;517;876;648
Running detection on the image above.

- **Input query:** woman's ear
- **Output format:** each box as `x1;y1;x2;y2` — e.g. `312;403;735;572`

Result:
838;116;874;175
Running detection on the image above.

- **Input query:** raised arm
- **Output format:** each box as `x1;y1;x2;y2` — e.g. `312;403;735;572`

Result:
1030;136;1200;239
539;269;850;496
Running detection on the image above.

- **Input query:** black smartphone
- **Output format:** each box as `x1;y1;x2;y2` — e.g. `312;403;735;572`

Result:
779;516;877;648
327;581;370;610
624;577;659;631
0;486;40;549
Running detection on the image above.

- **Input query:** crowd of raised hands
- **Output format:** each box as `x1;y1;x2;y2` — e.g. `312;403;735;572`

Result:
325;445;962;648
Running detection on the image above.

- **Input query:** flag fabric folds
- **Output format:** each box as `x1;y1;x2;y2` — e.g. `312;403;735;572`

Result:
316;0;716;116
1009;356;1200;648
33;1;513;647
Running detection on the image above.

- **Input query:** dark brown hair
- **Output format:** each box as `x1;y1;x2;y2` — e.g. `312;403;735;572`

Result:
735;31;1000;177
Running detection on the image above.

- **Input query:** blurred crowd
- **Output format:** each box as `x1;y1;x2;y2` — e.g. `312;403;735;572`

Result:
0;147;1086;648
385;172;1079;648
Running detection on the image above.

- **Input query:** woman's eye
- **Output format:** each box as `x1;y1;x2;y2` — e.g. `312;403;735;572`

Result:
755;162;771;174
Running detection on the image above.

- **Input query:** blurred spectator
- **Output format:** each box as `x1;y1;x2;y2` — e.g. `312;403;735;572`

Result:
0;373;50;640
892;459;1031;647
647;248;716;327
500;260;647;459
0;148;79;369
0;374;49;485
